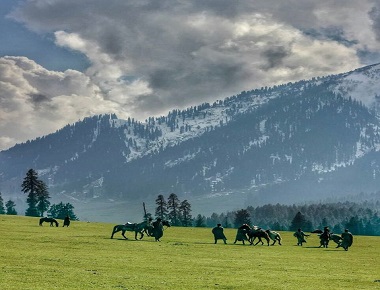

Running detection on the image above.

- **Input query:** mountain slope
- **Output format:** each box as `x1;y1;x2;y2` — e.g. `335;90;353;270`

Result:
1;63;380;220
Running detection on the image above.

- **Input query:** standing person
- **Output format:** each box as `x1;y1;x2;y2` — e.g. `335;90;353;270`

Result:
293;228;309;246
340;229;353;251
212;224;227;244
234;224;250;245
319;226;331;248
152;218;164;242
63;215;70;227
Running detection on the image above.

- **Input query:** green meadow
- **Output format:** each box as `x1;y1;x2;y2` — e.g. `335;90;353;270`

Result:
0;215;379;289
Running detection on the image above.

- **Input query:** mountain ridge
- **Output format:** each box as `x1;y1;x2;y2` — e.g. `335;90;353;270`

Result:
1;63;380;221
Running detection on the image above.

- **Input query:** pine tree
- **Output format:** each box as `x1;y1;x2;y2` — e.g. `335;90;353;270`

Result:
155;194;168;220
179;199;192;227
21;169;48;217
48;202;78;220
194;214;206;227
36;182;50;217
234;209;251;228
5;200;17;215
0;192;5;214
290;211;312;231
167;193;180;226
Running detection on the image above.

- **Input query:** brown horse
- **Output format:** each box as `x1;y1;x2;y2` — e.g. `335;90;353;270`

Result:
247;226;270;246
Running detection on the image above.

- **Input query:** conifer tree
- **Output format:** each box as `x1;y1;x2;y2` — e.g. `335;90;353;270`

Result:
155;194;168;220
167;193;180;226
21;169;50;217
234;209;251;228
5;200;17;215
290;211;312;231
0;192;5;214
48;202;78;220
179;199;192;227
194;214;206;227
36;182;50;217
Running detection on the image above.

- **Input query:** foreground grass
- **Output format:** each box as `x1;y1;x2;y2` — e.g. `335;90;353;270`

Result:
0;215;379;289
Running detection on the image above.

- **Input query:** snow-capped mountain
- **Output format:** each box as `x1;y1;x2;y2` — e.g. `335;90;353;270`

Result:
1;63;380;220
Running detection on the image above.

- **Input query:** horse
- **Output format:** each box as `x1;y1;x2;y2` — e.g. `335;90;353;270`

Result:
265;229;282;245
110;220;150;240
247;226;270;246
39;217;59;227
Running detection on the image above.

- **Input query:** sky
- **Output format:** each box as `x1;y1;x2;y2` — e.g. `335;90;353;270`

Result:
1;0;380;151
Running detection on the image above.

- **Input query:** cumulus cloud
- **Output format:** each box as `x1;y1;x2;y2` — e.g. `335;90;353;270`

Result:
0;56;123;149
1;0;380;149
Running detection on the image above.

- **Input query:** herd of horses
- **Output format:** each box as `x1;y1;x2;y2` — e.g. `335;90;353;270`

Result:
233;224;282;246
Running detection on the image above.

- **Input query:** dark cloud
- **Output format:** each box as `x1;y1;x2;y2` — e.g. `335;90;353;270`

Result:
29;93;49;104
261;46;291;70
369;4;380;41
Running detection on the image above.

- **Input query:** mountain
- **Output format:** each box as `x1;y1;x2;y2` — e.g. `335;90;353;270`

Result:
1;63;380;222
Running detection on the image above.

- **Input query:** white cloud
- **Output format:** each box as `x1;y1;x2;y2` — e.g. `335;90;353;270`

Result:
1;0;379;150
0;56;124;150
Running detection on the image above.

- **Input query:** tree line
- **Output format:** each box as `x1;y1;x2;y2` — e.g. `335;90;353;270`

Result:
0;169;78;220
147;193;379;236
145;193;192;226
194;201;380;236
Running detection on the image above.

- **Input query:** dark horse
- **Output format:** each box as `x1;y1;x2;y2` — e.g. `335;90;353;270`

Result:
111;220;151;240
39;217;59;227
247;226;270;246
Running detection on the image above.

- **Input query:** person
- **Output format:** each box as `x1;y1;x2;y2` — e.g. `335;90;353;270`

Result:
340;229;353;251
319;226;331;248
234;224;250;245
212;224;227;244
63;215;71;227
152;218;164;241
293;228;309;246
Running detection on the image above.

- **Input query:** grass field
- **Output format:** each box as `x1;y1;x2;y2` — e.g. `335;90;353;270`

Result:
0;215;379;289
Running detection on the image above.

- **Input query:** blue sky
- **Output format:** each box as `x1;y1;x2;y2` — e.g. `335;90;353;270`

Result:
0;0;89;71
1;0;380;150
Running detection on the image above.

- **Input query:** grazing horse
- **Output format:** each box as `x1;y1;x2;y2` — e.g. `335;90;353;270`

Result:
247;226;270;246
265;229;282;245
39;217;59;227
110;220;150;240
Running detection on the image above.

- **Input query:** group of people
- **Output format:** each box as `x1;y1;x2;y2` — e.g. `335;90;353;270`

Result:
211;224;354;251
294;227;354;251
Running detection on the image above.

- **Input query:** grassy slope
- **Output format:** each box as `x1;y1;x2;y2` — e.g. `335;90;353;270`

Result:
0;215;379;289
